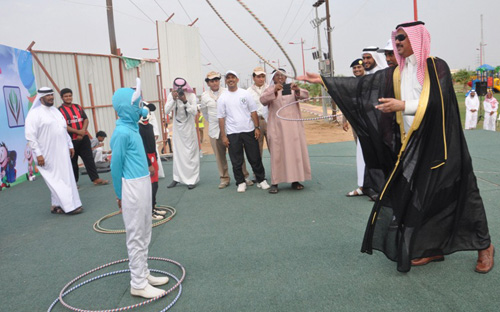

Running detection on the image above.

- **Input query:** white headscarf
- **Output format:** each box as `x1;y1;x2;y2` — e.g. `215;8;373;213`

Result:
269;68;291;86
30;87;54;111
362;46;388;74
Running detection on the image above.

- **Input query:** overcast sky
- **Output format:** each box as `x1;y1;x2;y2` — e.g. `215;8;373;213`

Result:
2;0;500;81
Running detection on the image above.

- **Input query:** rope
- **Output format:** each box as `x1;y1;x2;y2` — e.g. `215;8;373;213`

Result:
48;257;185;312
205;0;297;79
276;96;342;121
93;205;176;234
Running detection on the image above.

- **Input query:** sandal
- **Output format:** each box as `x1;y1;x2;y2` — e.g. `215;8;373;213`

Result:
93;178;109;185
50;206;65;214
68;206;84;215
269;184;279;194
291;182;304;190
346;187;363;197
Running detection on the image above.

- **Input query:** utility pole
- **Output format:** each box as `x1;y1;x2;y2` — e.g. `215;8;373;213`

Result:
106;0;118;55
479;14;485;65
325;0;334;77
312;0;330;120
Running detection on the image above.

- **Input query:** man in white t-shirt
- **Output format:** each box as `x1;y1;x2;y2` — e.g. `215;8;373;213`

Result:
217;70;270;193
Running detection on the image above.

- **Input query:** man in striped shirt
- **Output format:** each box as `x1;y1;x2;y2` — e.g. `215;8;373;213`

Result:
58;88;108;186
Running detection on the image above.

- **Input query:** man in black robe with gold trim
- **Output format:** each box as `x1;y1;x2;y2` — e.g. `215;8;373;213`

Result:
299;21;494;273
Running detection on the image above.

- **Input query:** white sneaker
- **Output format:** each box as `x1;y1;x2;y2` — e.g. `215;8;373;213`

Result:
257;180;270;190
147;274;169;286
131;284;166;298
237;182;247;193
152;213;164;221
153;208;167;216
245;178;254;186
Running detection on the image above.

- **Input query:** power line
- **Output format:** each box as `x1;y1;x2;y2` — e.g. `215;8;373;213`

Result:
153;0;169;17
177;0;193;22
128;0;155;23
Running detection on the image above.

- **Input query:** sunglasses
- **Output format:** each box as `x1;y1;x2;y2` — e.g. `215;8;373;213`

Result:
395;34;407;42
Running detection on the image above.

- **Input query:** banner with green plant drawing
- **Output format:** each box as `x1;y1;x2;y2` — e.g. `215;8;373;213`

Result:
0;44;38;190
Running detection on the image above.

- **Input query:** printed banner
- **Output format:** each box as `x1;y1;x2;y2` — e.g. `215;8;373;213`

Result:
0;44;37;190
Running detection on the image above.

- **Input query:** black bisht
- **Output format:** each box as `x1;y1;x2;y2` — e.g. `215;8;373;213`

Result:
322;57;491;272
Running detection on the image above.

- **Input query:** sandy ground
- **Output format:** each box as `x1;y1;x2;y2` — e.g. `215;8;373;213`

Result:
193;103;354;155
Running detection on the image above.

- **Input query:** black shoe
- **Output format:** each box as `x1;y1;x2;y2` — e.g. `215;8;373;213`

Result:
187;184;196;189
167;181;178;188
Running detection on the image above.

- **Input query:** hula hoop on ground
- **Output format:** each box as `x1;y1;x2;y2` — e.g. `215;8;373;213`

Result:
47;257;185;312
276;96;343;122
93;205;176;234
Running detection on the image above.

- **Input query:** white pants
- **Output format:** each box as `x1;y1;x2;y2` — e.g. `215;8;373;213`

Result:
122;176;152;289
483;112;497;131
356;138;365;187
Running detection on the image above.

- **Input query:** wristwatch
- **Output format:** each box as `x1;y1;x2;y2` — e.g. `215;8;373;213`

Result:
255;126;260;129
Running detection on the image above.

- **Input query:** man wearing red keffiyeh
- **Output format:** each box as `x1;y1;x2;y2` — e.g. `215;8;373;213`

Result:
299;21;494;274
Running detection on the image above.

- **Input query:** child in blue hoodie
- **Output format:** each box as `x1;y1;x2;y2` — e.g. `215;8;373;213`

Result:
110;79;169;298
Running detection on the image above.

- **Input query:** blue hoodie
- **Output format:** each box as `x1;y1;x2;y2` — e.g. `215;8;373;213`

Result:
110;88;149;199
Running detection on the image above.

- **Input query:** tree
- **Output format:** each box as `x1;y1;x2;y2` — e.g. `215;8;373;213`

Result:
453;69;473;92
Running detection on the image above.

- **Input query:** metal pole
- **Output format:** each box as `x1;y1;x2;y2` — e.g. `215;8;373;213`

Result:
413;0;418;21
301;38;305;77
106;0;118;55
325;0;334;76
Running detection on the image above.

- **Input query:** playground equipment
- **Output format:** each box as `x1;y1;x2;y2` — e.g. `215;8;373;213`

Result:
467;64;500;94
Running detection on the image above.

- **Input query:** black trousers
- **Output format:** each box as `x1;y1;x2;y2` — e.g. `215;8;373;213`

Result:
227;131;266;185
152;181;158;212
71;135;99;182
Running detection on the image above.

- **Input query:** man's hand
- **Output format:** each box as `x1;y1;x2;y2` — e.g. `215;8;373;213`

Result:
471;109;477;112
117;198;122;213
376;98;405;113
490;111;495;116
296;72;322;84
179;94;187;103
70;148;75;158
149;165;155;176
76;134;83;141
254;128;261;140
78;129;86;136
291;83;300;93
37;155;45;167
222;135;230;148
274;84;283;93
172;90;179;100
343;120;350;132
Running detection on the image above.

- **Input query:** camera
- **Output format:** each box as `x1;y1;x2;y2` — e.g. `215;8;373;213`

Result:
177;87;185;98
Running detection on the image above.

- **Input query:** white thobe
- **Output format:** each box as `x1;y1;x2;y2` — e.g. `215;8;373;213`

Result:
464;95;479;129
483;98;498;131
401;54;422;132
25;105;81;213
165;92;200;185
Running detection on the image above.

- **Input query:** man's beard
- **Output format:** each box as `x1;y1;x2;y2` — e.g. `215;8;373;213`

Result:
366;63;376;71
42;101;54;107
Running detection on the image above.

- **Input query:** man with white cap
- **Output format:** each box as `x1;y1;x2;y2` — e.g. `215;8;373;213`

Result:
25;87;83;215
464;89;479;130
201;71;252;189
362;46;388;74
247;67;270;155
217;70;270;193
377;39;398;67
